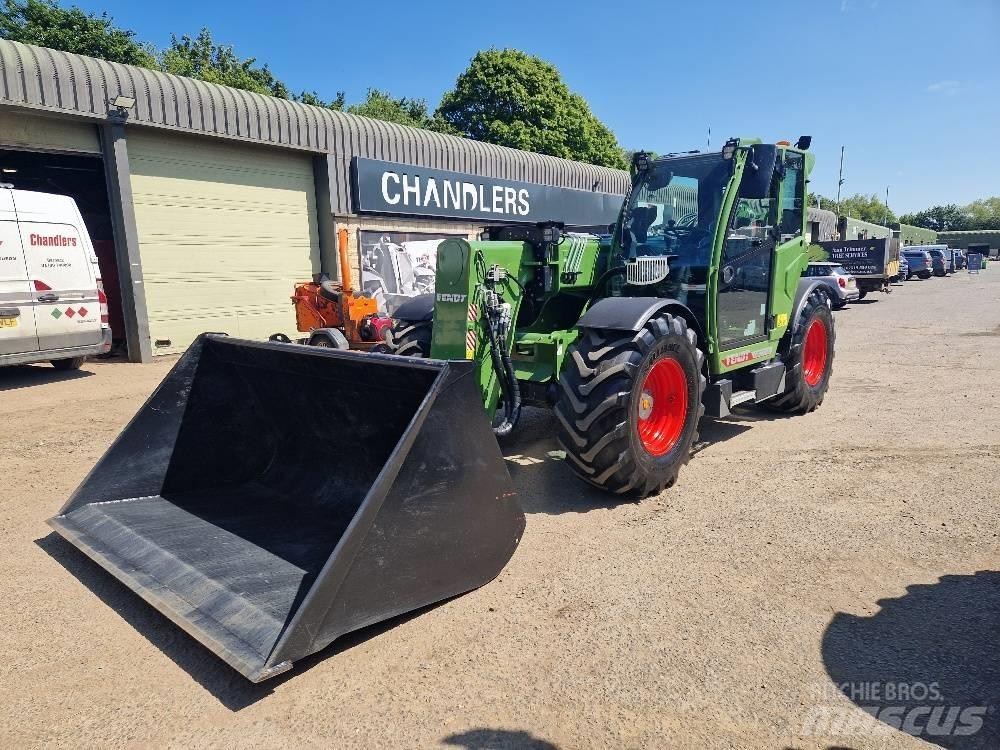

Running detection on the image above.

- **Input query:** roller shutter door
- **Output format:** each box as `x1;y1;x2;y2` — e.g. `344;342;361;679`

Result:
127;130;319;354
0;111;100;154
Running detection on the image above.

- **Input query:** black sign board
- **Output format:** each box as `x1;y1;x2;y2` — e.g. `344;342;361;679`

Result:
352;157;623;226
816;238;889;277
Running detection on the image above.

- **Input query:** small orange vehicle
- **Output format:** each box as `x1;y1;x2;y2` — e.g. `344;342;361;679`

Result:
284;228;393;350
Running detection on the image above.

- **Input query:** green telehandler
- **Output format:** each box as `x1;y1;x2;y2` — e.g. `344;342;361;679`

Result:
47;136;834;682
391;135;834;494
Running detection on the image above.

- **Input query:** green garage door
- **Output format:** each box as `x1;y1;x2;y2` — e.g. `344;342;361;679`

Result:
127;130;319;354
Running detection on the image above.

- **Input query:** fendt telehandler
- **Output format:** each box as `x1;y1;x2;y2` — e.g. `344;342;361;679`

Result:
48;137;834;682
390;135;834;493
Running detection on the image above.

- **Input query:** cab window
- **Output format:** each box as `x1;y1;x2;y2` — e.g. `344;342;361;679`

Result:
778;152;804;240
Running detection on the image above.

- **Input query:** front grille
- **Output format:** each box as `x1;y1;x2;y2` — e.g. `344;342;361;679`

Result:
626;257;671;286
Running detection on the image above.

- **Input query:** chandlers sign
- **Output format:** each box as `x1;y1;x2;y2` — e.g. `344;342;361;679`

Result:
352;157;623;226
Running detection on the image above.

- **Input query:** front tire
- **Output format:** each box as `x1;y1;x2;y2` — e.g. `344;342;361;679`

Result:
392;319;432;357
51;356;86;371
765;289;835;414
556;313;706;496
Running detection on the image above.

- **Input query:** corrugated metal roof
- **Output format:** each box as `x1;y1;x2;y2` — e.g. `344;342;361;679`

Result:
0;39;631;213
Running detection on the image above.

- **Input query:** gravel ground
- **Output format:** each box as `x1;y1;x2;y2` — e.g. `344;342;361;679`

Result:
1;269;998;749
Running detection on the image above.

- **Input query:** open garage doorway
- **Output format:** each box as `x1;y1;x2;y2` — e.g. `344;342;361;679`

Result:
0;148;125;354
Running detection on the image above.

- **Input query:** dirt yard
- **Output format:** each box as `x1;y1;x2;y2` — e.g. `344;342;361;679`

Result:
2;270;998;749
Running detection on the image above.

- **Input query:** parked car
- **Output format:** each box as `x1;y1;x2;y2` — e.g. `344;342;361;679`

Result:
0;187;111;369
925;248;949;277
953;249;966;270
895;252;909;282
803;262;860;309
901;249;933;279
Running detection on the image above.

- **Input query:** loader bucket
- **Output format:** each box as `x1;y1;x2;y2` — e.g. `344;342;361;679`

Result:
48;334;523;682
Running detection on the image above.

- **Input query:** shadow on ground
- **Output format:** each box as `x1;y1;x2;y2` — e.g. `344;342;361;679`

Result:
821;571;1000;749
0;363;93;391
36;532;453;711
443;728;558;749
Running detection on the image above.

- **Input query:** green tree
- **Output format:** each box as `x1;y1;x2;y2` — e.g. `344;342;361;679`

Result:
346;88;454;131
436;49;627;169
0;0;156;67
836;193;897;226
898;204;969;231
160;28;291;98
295;90;345;110
963;197;1000;230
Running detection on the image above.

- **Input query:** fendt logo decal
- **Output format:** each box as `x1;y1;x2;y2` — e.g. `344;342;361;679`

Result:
437;293;467;303
30;234;77;247
722;347;772;368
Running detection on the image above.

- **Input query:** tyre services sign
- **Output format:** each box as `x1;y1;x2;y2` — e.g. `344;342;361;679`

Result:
352;157;623;226
816;238;889;277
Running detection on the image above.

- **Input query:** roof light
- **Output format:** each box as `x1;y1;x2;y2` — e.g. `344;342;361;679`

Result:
722;138;739;160
776;140;791;146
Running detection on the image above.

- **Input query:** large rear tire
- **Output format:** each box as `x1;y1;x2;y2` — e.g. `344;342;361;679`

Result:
392;319;432;357
764;289;835;414
555;313;705;496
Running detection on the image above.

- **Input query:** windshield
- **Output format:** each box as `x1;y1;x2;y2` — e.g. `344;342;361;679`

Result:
623;153;732;257
617;153;732;319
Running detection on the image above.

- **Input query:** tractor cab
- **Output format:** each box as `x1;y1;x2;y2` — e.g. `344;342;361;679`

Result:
614;139;813;366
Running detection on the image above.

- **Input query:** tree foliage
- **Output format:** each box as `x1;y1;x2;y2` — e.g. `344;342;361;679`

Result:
160;29;292;99
811;192;896;226
0;0;156;67
436;49;627;169
899;198;1000;231
346;88;455;132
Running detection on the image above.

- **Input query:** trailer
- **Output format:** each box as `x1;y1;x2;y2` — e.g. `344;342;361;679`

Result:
812;237;900;299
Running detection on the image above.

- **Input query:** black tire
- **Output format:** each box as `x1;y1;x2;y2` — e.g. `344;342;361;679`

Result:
555;313;706;497
51;356;85;371
857;289;867;300
832;299;847;310
392;319;432;357
918;271;931;279
307;328;350;349
764;289;835;414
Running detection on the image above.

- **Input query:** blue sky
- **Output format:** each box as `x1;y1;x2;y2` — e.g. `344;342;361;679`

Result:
76;0;999;213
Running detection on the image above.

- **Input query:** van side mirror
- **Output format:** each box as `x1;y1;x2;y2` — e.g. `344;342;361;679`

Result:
739;144;779;200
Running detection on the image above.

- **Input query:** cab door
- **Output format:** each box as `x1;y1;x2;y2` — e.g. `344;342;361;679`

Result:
716;190;777;348
770;151;807;328
18;219;101;351
0;190;38;355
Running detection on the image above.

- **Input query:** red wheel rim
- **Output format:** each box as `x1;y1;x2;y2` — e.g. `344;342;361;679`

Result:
802;319;829;387
636;357;689;456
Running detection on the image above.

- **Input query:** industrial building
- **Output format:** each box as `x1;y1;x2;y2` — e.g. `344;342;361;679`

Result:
936;230;1000;257
0;40;629;361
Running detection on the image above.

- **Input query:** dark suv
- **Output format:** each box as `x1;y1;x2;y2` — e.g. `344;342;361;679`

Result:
901;249;933;279
926;248;949;276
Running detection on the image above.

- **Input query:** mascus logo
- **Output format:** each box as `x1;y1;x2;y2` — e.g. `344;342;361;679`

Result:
30;234;77;247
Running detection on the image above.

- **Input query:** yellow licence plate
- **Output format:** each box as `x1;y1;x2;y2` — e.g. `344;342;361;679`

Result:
0;318;18;328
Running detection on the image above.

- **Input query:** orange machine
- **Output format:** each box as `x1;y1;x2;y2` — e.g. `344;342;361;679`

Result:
291;228;392;350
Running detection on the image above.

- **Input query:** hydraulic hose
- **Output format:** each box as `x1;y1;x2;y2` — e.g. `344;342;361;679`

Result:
485;305;521;438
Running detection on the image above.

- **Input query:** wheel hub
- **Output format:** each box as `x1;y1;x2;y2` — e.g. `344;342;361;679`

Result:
636;357;688;457
802;318;829;387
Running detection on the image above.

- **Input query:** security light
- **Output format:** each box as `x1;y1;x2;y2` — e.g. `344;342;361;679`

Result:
112;95;136;109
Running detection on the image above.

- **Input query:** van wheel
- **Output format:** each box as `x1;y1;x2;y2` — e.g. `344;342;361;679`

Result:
52;356;86;371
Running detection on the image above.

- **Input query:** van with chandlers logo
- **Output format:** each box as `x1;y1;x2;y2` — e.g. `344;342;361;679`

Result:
0;186;111;370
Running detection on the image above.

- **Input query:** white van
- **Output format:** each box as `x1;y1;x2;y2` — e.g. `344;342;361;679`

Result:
0;186;111;369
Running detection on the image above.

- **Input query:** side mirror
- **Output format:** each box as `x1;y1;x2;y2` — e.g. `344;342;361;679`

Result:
738;144;779;200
